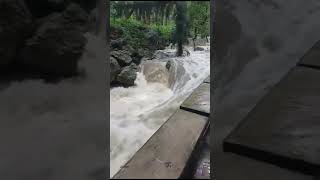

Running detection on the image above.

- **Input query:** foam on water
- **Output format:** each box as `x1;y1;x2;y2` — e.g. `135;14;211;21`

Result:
110;46;210;177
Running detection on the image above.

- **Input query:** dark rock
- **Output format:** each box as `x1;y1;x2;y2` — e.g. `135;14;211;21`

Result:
122;45;134;54
110;56;120;82
24;0;67;18
183;49;190;56
19;3;88;76
0;0;33;66
111;39;125;50
116;64;138;87
130;62;141;72
131;50;143;65
166;60;171;70
138;48;153;59
194;46;205;51
111;50;132;67
132;56;142;65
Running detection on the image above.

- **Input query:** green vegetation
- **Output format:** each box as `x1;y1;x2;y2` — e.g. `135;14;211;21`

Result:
111;17;174;49
110;1;210;55
188;1;210;50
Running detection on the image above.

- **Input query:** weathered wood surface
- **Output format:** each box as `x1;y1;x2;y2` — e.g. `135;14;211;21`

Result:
180;83;210;117
224;66;320;175
113;110;208;179
298;41;320;68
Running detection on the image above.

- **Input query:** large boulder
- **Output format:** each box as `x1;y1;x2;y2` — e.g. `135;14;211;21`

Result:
110;56;120;82
111;50;132;67
0;0;33;66
111;39;126;50
116;63;138;87
19;3;88;76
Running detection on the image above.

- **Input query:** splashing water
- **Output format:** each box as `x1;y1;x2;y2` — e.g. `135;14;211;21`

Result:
110;46;210;177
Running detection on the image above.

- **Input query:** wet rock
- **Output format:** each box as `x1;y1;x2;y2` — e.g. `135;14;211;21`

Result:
194;46;205;51
130;63;141;72
132;56;142;65
110;56;120;82
19;3;88;76
131;51;143;65
0;0;33;66
116;64;138;87
153;50;175;59
166;60;172;70
111;50;132;67
141;57;151;62
183;49;190;56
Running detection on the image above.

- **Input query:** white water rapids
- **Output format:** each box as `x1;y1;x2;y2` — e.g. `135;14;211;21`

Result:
110;46;210;177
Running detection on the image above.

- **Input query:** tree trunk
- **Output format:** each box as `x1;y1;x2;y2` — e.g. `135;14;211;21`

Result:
126;8;134;19
193;27;197;51
175;1;187;56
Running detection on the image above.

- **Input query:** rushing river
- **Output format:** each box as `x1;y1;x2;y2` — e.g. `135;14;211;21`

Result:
110;45;210;177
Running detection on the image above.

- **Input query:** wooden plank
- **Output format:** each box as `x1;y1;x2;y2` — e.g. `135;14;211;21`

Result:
113;110;208;179
180;83;210;117
204;76;210;83
224;66;320;175
298;40;320;68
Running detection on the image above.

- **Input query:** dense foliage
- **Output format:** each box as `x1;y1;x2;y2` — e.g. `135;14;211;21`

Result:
188;1;210;49
111;18;174;49
110;1;210;55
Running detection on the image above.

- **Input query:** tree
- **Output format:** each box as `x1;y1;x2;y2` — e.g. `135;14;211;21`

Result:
188;1;210;50
175;1;188;56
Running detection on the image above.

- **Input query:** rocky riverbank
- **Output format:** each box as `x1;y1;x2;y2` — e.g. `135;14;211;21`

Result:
0;0;97;82
110;20;170;87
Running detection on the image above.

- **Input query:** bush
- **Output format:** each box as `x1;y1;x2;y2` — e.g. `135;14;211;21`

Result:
110;18;174;50
111;18;148;48
149;23;175;42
